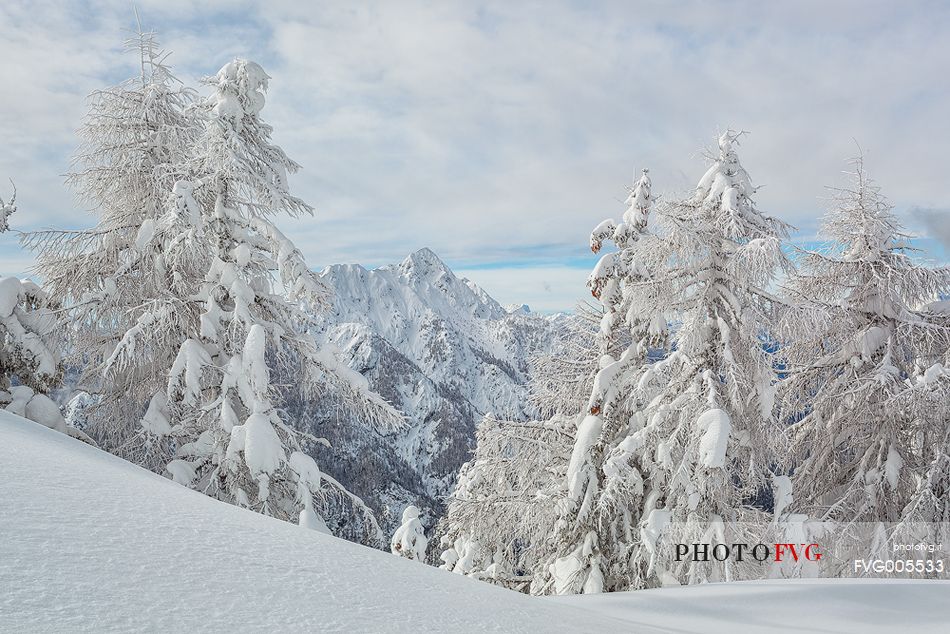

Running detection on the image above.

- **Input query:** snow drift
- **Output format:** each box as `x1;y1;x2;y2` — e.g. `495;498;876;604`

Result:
2;412;947;633
0;411;620;632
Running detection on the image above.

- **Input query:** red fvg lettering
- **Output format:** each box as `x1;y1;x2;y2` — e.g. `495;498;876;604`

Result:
773;543;822;562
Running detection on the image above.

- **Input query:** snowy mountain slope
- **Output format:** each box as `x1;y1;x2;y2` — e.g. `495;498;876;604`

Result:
319;249;551;418
3;412;948;633
298;248;565;528
0;412;622;633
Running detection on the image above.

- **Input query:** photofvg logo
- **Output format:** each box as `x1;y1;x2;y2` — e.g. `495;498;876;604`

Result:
675;543;823;563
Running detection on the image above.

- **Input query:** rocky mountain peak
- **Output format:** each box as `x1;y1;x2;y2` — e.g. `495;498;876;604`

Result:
307;248;568;533
397;247;455;282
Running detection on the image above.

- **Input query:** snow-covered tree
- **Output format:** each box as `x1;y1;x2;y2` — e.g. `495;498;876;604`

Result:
391;505;428;561
143;57;401;533
26;35;401;538
24;30;199;463
437;414;572;592
540;167;668;594
780;157;950;559
606;133;790;588
539;134;790;594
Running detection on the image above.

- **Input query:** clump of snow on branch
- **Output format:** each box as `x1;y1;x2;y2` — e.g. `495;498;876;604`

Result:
697;409;731;469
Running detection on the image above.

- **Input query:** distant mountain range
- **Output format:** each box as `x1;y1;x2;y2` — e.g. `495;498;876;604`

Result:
295;248;567;533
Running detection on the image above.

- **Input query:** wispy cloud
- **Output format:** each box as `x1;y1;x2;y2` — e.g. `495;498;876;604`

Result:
909;207;950;254
2;1;949;310
458;264;592;314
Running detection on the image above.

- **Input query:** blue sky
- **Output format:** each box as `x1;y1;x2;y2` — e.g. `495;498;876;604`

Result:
1;1;949;312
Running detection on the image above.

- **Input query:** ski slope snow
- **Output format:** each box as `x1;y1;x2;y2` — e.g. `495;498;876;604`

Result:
2;411;948;633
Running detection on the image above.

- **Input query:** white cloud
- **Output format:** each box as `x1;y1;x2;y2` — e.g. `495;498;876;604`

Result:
458;265;592;315
1;1;949;310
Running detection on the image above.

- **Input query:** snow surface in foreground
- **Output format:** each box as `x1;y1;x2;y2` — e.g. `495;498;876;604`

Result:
555;578;950;633
2;411;948;633
0;412;619;632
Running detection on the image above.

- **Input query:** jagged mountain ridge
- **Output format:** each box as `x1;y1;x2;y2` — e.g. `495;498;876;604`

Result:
298;248;564;532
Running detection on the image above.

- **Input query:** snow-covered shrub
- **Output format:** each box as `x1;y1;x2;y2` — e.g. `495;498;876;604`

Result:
0;276;69;434
0;278;58;392
391;505;427;561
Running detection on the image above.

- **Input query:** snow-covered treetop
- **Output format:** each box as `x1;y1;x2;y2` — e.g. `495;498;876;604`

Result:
694;132;754;205
590;169;652;254
0;182;15;233
825;158;900;261
26;29;197;297
583;164;665;372
791;156;950;318
207;59;270;130
194;57;312;225
623;168;652;232
125;26;179;88
686;130;786;242
588;167;654;307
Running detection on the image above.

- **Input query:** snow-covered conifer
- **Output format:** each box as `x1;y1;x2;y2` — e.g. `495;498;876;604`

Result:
780;157;950;556
541;168;670;594
391;505;428;561
26;35;401;538
23;30;199;463
607;133;790;588
540;135;789;594
145;57;401;533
